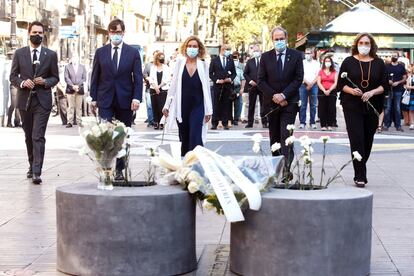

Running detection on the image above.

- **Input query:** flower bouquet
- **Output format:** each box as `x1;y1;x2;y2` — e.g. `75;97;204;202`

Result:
152;145;284;222
79;117;128;190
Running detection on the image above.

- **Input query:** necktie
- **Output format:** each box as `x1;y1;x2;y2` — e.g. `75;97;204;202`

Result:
222;56;226;69
276;53;283;74
113;46;118;71
255;58;259;68
32;49;38;73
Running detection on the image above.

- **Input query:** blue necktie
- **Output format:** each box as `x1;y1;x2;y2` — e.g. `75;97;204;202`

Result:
276;53;283;74
222;56;226;69
112;46;118;71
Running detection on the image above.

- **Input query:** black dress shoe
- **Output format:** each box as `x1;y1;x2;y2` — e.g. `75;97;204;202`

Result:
262;122;268;128
6;123;13;128
114;171;125;181
224;126;230;130
233;120;239;126
245;124;253;128
66;123;73;128
354;180;366;188
211;125;218;130
32;175;42;184
27;170;33;178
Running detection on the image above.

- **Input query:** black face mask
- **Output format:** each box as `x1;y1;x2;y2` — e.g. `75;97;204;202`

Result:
159;58;165;64
30;35;43;46
391;57;398;63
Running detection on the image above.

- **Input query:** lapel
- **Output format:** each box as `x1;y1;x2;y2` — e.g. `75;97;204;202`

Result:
24;47;34;76
105;44;116;75
36;47;47;76
117;44;128;76
197;58;206;89
283;48;292;74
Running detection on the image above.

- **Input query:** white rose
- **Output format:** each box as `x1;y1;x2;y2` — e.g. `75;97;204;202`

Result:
303;155;313;164
187;171;201;182
99;123;108;133
340;72;348;79
252;142;261;153
320;136;330;143
271;142;281;152
175;167;192;183
85;96;93;103
299;135;311;147
202;199;214;211
91;125;101;137
297;100;302;107
251;133;263;143
286;124;295;131
352;151;362;161
285;136;295;146
187;181;199;194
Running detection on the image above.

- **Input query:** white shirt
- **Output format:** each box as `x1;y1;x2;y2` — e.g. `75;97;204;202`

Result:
111;42;123;68
29;45;42;63
303;59;320;84
275;49;287;69
219;54;227;68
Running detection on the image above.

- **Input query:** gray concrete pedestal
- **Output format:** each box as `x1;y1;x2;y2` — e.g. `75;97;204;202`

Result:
56;183;196;276
230;187;373;276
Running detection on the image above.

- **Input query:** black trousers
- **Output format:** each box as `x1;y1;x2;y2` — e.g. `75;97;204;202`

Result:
248;88;267;125
268;104;298;165
318;91;337;127
7;85;21;125
19;95;51;175
150;90;167;124
343;105;378;183
212;85;231;127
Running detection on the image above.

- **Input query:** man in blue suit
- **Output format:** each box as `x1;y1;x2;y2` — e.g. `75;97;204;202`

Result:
90;19;143;180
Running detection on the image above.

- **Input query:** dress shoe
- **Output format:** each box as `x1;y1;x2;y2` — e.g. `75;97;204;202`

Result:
211;125;217;130
224;126;230;130
27;169;33;179
114;170;125;181
396;127;404;132
354;180;365;188
66;123;73;128
233;121;239;126
6;123;13;128
245;124;253;128
262;122;268;128
32;175;42;184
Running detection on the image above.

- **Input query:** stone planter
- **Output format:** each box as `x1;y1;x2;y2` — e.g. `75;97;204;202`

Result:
56;183;196;276
230;187;373;276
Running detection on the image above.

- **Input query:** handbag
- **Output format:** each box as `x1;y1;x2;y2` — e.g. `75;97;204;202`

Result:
402;89;410;105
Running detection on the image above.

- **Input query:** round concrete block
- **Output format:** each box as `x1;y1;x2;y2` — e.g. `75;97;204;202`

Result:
230;187;373;276
57;183;196;276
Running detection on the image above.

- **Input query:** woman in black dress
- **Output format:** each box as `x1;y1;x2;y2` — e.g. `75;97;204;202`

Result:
162;36;213;156
337;33;388;188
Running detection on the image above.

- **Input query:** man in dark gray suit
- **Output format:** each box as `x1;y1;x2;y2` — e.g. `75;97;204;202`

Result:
258;26;303;170
64;55;86;127
9;21;59;184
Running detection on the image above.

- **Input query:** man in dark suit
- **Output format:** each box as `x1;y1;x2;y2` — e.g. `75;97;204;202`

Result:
258;26;304;166
90;19;143;180
9;21;59;184
209;44;236;130
244;45;268;128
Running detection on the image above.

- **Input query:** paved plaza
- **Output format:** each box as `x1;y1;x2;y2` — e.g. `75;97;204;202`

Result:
0;108;414;276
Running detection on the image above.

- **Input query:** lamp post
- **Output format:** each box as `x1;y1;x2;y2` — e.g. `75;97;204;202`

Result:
10;0;17;53
89;0;95;67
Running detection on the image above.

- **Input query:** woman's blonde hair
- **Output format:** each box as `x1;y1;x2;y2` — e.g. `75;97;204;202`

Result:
180;36;206;59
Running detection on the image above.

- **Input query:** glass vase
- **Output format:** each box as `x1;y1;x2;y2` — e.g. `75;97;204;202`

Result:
97;167;114;190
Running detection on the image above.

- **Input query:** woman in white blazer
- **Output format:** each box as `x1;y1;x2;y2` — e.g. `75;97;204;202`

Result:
162;36;213;156
149;52;170;129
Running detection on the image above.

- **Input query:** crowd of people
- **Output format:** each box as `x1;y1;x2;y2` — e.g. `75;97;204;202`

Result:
3;18;414;188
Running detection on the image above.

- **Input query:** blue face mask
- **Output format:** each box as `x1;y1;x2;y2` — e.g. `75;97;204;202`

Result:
110;34;123;45
186;47;199;58
224;50;232;57
274;40;286;52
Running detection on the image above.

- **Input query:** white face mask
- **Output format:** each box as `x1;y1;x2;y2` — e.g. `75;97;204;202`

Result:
325;62;331;68
358;46;370;56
